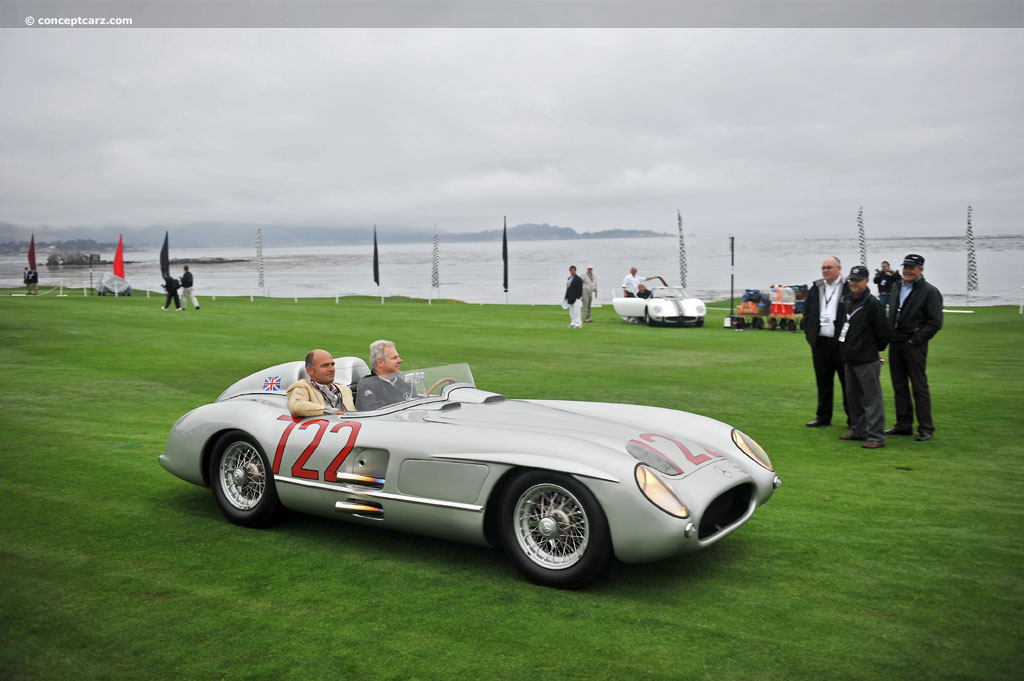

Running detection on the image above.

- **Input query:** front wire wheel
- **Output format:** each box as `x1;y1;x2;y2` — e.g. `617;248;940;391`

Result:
209;430;281;527
499;471;611;589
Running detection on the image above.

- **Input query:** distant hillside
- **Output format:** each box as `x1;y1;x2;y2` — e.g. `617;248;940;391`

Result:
0;220;668;251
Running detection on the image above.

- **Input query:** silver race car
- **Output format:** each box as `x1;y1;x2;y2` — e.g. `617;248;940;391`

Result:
613;286;707;326
161;358;780;588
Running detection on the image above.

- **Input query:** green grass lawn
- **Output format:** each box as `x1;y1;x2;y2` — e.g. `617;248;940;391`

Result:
1;291;1022;681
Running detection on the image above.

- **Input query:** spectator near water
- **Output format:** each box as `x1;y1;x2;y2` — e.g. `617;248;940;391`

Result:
873;260;896;315
180;265;200;310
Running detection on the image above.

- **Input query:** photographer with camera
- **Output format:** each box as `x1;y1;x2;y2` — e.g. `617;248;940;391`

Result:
873;260;895;315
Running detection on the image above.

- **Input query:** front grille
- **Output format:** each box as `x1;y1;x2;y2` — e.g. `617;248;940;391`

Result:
698;483;753;540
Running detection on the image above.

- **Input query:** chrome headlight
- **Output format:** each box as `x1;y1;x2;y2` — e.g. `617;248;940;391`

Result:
652;305;663;315
635;464;689;518
695;302;706;316
731;429;773;471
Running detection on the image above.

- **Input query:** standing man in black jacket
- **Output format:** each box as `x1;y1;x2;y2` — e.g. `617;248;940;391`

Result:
838;266;891;449
564;265;584;329
886;254;943;441
803;256;851;427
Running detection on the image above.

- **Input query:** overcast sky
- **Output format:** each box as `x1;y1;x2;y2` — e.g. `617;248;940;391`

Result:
1;28;1021;237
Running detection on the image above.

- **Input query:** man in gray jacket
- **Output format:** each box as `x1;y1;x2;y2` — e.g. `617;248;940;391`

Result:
886;254;943;441
838;266;891;449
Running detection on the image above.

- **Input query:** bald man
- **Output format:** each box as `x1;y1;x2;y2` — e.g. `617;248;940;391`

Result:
286;349;355;417
803;256;851;427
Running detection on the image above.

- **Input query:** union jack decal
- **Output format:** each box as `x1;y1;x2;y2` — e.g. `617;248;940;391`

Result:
263;376;282;392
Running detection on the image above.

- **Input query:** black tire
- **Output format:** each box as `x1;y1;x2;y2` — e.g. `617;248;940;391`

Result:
644;309;656;327
498;470;611;589
208;430;281;528
695;317;704;327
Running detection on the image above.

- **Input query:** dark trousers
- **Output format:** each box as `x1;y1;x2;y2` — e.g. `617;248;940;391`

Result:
811;335;848;424
845;361;886;441
164;290;181;309
889;340;934;434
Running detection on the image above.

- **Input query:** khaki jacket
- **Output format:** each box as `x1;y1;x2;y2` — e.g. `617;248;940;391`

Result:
286;379;355;416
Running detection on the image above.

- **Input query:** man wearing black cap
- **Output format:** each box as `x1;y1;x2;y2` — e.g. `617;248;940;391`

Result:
803;256;850;427
838;266;891;448
886;254;943;441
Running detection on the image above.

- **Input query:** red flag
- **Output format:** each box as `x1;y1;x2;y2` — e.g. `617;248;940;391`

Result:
113;234;125;278
28;234;36;269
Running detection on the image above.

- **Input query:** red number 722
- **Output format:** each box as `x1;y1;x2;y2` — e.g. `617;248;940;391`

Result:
272;415;361;482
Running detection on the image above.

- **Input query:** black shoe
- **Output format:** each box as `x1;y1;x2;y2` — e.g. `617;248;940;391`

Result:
885;427;913;436
915;432;933;441
839;433;866;441
806;419;831;427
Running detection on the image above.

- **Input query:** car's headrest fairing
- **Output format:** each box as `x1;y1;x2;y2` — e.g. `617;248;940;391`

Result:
216;357;371;402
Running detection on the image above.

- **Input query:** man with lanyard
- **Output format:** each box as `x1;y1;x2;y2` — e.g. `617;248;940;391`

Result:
356;340;415;411
287;349;355;417
837;266;891;449
803;256;850;427
886;254;943;441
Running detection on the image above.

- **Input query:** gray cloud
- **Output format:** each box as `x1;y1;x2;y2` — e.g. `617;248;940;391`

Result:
1;28;1021;236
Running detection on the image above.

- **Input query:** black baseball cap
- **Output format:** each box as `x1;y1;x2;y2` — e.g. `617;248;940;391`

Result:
848;265;869;281
902;254;925;267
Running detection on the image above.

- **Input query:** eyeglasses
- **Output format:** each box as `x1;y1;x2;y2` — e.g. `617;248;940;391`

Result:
821;266;836;270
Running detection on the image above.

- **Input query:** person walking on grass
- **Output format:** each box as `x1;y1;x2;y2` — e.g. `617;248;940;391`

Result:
161;272;182;310
180;265;200;310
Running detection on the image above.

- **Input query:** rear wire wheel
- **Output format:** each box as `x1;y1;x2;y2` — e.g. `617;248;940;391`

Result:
498;471;611;589
208;430;281;527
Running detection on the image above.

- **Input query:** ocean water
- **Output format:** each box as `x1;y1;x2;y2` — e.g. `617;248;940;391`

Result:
4;233;1023;306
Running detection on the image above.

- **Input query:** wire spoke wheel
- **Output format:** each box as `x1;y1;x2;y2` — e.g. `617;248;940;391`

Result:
208;430;281;527
514;483;590;570
499;472;611;588
218;441;267;510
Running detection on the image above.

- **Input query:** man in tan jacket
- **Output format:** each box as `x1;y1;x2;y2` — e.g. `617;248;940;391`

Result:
286;349;355;417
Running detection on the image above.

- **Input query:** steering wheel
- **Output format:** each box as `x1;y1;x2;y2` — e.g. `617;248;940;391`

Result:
426;378;457;395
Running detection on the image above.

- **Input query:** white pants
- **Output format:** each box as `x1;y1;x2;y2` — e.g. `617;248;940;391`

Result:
181;287;199;309
568;300;582;328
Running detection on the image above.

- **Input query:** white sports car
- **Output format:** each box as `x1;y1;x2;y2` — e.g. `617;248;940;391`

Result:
613;286;707;326
161;358;779;588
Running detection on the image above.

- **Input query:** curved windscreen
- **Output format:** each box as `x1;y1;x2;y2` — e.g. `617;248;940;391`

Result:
651;287;689;299
398;364;476;395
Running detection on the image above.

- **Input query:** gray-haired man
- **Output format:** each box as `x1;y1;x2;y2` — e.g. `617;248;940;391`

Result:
355;340;415;411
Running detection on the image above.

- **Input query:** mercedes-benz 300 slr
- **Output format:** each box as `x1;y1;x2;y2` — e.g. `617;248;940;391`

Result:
161;358;779;588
